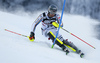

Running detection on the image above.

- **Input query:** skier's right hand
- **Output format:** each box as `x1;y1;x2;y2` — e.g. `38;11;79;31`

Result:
29;32;35;41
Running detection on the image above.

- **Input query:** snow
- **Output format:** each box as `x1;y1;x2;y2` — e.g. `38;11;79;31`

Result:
0;11;100;63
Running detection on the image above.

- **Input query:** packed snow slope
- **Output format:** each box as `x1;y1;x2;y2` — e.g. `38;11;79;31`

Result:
0;11;100;63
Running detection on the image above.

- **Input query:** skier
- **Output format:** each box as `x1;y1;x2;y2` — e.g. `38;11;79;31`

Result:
29;4;84;58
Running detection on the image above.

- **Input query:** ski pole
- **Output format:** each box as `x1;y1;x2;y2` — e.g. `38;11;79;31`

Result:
52;22;96;49
5;29;34;41
62;28;96;49
5;29;29;38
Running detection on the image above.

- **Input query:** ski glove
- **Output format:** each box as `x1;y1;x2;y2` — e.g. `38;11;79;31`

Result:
29;32;35;41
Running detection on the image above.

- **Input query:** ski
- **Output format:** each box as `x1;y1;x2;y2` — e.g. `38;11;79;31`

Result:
65;50;84;58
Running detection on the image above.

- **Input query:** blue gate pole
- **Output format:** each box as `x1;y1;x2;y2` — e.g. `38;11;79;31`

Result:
52;0;66;48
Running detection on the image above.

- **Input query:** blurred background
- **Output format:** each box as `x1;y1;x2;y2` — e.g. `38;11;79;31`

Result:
0;0;100;39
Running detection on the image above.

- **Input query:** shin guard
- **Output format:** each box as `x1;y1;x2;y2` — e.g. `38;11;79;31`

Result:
48;31;65;48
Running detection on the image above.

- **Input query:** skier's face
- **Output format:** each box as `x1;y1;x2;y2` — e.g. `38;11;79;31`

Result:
48;13;55;17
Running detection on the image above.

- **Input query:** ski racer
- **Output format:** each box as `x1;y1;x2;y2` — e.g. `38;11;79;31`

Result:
29;4;84;57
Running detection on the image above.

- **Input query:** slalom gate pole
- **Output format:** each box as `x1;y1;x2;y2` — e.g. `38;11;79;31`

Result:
5;29;29;38
52;0;66;48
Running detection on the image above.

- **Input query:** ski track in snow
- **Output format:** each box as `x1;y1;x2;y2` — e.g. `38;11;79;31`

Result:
0;11;100;63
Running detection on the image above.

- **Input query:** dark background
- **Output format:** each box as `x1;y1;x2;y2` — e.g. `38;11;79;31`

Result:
0;0;100;39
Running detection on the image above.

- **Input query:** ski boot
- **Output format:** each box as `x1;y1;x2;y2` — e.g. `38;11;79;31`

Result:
77;50;84;58
61;45;70;55
80;53;84;58
65;49;70;55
